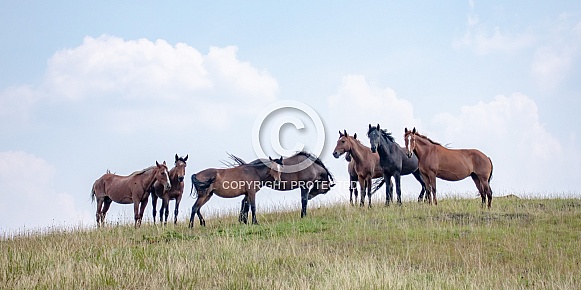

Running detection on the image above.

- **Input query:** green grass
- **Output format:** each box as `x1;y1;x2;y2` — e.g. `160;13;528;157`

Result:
2;197;580;289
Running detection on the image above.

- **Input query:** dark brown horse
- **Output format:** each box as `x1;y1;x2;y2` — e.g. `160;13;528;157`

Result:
189;156;283;227
239;151;335;218
333;130;385;207
404;127;494;208
91;161;171;228
150;154;188;225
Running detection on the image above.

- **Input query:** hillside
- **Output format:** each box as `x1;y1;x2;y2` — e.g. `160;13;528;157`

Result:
2;197;580;289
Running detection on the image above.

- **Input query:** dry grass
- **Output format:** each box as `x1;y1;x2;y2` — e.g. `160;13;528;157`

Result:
2;197;580;289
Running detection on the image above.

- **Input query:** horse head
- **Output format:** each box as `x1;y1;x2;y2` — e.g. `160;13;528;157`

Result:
367;124;382;153
268;156;284;182
333;129;357;158
174;154;188;183
404;127;417;158
155;161;172;191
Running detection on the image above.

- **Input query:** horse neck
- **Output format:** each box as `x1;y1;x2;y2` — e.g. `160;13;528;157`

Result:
141;167;159;189
413;135;435;159
347;138;371;163
378;135;397;156
168;166;180;183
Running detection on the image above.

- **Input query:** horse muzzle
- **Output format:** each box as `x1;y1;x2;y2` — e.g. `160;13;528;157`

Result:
370;146;377;153
406;152;413;158
178;176;185;183
165;184;172;191
332;151;341;158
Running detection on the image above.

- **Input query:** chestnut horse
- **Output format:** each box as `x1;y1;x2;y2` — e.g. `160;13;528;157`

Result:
91;161;171;228
189;156;283;227
333;130;386;207
404;127;494;208
367;124;426;206
150;154;188;225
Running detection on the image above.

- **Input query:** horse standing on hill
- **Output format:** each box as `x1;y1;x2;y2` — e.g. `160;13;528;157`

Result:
367;124;426;206
150;154;188;225
238;151;335;219
91;161;171;228
404;127;494;208
189;156;283;227
333;130;390;207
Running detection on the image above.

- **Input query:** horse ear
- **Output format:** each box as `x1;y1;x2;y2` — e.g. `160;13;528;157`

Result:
156;161;160;167
377;124;380;130
405;127;408;133
344;129;347;136
184;155;188;161
269;156;273;161
413;127;416;133
163;161;167;166
175;154;179;162
353;133;357;139
369;124;372;130
278;156;283;163
339;130;343;137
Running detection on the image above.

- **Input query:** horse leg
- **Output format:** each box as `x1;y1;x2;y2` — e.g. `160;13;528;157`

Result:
366;178;372;208
413;170;426;203
300;188;309;218
101;198;112;226
429;174;438;206
136;199;148;228
239;196;249;224
471;174;486;208
162;197;170;225
96;198;104;227
174;195;182;224
349;179;356;205
358;177;366;207
394;172;402;206
248;192;259;225
189;193;212;228
151;195;158;224
384;174;393;206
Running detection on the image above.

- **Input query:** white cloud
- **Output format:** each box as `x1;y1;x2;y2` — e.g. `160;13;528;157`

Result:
531;15;581;90
0;35;279;130
327;75;420;143
0;151;92;235
453;2;534;55
430;93;577;192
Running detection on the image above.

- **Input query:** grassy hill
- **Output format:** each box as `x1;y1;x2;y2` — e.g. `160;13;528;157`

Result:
2;197;580;289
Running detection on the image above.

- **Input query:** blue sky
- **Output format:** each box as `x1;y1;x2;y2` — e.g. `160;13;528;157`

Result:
1;1;580;235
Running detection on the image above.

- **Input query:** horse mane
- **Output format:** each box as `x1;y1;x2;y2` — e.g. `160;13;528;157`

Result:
293;151;334;182
129;166;155;177
414;131;443;146
223;153;273;168
367;126;395;143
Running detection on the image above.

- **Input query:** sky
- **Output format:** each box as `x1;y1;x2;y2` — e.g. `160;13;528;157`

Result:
1;1;580;235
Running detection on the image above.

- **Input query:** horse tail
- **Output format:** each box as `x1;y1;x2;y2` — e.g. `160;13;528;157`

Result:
91;187;95;203
190;173;216;197
371;177;385;194
488;157;494;183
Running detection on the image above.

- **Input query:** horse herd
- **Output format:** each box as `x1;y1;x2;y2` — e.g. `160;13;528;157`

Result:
91;125;493;228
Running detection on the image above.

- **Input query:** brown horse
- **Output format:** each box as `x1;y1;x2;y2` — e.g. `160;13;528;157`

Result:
333;130;385;207
404;127;494;208
150;154;188;225
91;161;171;228
238;151;335;218
189;156;283;227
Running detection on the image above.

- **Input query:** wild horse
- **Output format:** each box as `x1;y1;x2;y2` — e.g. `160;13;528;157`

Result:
91;161;171;228
367;124;426;206
238;151;335;219
333;130;390;207
404;127;494;208
150;154;188;225
189;156;283;227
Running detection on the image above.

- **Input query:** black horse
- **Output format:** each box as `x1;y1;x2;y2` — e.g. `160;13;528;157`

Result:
367;124;426;205
235;151;335;219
